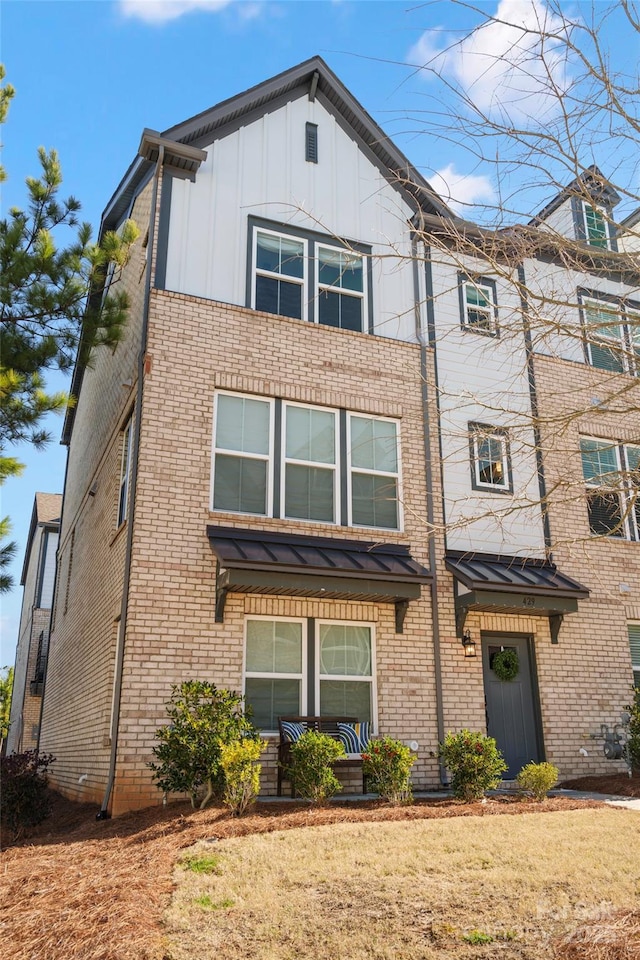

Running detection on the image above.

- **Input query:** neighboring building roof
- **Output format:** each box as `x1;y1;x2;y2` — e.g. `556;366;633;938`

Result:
20;493;62;586
529;164;621;226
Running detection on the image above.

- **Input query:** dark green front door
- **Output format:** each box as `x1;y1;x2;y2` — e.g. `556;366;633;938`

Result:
482;635;542;779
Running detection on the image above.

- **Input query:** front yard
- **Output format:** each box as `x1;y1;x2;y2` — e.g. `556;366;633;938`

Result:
1;789;639;959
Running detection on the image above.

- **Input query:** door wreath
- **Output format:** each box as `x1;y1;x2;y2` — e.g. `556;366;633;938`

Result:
492;647;519;681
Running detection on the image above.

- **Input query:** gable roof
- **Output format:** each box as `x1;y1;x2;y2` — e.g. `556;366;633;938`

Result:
529;164;621;226
101;56;454;234
20;493;62;585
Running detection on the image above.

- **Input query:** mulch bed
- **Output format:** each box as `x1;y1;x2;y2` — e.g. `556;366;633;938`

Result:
559;772;640;798
0;779;636;960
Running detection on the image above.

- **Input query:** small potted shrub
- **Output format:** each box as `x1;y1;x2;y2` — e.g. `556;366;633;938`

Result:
439;730;507;801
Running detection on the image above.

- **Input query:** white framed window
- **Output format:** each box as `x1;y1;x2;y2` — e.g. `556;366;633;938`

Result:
584;299;627;374
212;392;274;516
316;621;375;724
253;228;307;321
283;403;338;522
118;416;134;527
317;245;365;332
629;623;640;689
249;219;371;332
244;617;306;731
348;414;400;529
583;203;611;250
459;274;498;334
579;437;640;539
469;423;511;493
211;393;401;530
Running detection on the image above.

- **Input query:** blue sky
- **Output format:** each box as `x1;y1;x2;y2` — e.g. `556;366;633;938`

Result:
1;0;637;665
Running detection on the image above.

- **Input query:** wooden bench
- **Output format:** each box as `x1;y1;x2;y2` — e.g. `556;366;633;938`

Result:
277;716;369;797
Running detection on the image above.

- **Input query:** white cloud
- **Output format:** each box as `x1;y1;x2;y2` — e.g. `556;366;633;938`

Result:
407;0;572;124
429;163;495;213
119;0;234;24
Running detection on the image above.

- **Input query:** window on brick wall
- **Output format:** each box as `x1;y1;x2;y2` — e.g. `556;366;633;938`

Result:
249;218;371;333
212;392;401;529
629;624;640;689
118;415;134;527
243;616;375;731
580;437;640;539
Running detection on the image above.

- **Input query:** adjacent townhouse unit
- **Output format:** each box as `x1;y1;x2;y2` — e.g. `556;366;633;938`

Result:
7;493;61;755
37;58;639;815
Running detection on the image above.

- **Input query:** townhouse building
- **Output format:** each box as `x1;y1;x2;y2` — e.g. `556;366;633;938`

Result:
7;493;61;754
37;58;639;815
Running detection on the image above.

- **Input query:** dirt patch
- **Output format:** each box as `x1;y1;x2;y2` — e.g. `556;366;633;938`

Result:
0;788;625;960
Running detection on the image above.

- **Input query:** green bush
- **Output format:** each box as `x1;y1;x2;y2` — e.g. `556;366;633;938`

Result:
362;737;415;804
288;730;345;804
516;761;559;800
0;750;56;840
439;730;507;801
627;687;640;772
148;681;257;809
220;737;267;816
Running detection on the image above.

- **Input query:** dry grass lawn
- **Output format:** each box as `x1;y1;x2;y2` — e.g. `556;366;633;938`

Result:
164;809;640;960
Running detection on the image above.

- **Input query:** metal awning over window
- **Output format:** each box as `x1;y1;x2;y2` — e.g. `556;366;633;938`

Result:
207;526;432;632
445;551;590;644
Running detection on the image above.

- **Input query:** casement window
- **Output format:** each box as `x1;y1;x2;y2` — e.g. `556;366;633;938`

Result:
212;392;401;530
243;617;375;731
583;203;611;249
580;438;640;539
459;274;498;335
118;416;134;527
249;219;370;333
469;423;512;493
581;294;640;376
629;624;640;689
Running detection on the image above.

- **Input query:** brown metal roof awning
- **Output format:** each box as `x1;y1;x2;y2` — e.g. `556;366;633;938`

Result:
445;551;590;644
207;526;432;633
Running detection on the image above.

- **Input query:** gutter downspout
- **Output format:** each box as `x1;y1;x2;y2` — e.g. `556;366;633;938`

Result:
98;145;165;819
412;230;447;786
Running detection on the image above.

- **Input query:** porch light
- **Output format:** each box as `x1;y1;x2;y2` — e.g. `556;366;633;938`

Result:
461;631;477;658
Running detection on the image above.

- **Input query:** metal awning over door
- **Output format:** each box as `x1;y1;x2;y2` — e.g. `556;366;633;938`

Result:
445;551;589;643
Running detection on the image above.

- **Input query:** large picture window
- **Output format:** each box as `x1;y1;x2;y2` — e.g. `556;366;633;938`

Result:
212;393;401;530
243;617;375;732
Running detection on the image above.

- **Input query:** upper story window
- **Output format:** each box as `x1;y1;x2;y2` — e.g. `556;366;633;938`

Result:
118;416;134;527
458;274;498;335
583;203;611;249
580;437;639;539
581;293;640;375
469;423;512;494
212;392;401;530
249;218;370;333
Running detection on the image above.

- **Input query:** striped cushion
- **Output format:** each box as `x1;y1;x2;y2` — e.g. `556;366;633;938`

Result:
337;721;370;754
280;720;306;743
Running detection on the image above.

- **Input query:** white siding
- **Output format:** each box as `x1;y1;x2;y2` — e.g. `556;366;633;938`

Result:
431;251;546;557
164;95;419;342
536;198;576;240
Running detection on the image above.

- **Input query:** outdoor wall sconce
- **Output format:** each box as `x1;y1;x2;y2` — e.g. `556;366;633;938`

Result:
461;631;477;658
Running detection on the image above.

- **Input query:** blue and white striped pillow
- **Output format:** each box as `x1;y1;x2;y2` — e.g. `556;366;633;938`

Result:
280;720;306;743
337;721;370;754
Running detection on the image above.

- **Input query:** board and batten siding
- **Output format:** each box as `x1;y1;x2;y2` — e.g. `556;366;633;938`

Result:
163;95;421;342
430;251;547;557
